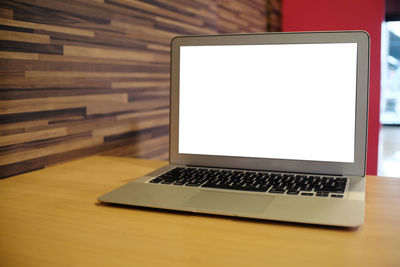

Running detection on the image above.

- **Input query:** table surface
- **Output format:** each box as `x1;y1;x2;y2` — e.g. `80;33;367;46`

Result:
1;156;400;267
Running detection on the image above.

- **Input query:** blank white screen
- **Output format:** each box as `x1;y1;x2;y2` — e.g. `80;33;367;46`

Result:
179;43;357;163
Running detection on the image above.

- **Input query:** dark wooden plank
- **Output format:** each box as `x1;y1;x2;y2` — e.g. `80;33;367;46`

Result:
0;40;63;54
0;108;86;124
0;24;34;33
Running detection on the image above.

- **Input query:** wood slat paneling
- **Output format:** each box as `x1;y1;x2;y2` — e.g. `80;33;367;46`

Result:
0;0;281;178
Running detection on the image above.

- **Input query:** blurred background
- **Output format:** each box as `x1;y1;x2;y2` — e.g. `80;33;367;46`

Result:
0;0;399;178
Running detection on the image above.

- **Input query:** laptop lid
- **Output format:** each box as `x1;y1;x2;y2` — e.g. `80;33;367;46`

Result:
169;31;369;177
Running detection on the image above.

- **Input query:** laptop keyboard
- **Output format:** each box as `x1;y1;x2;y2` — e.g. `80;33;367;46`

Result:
149;167;347;198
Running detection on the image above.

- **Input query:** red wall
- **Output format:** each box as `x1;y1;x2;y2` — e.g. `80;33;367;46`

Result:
282;0;385;175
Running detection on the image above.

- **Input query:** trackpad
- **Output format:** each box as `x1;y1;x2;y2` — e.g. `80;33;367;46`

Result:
182;190;274;214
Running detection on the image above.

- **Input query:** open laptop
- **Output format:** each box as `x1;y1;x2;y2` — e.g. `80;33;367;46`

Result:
99;31;369;227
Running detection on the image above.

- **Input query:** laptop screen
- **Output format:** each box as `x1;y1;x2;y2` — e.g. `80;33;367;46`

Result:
178;43;358;163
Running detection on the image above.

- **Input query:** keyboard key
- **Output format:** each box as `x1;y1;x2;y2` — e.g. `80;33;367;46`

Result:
301;192;314;196
240;186;269;192
315;191;329;195
268;190;285;194
186;183;201;187
331;194;344;198
269;189;285;194
300;187;313;192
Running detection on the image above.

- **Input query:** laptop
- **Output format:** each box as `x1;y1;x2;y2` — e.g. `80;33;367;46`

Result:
99;31;369;227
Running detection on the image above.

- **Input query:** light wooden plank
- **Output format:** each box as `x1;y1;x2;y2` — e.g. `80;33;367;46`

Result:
0;120;49;131
0;127;67;147
147;44;170;52
111;81;169;89
139;89;169;96
25;71;169;79
116;108;169;120
63;45;169;63
0;18;94;37
0;30;50;44
0;94;128;115
0;51;39;60
87;98;168;115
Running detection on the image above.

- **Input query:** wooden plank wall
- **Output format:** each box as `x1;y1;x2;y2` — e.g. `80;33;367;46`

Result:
0;0;281;178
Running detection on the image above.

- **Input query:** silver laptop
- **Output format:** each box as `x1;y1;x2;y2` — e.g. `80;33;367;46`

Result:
99;31;369;227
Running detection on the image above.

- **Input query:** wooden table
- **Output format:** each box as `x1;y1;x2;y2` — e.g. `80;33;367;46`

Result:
1;156;399;267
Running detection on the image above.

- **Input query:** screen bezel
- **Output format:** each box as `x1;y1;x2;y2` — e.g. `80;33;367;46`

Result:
169;31;369;176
